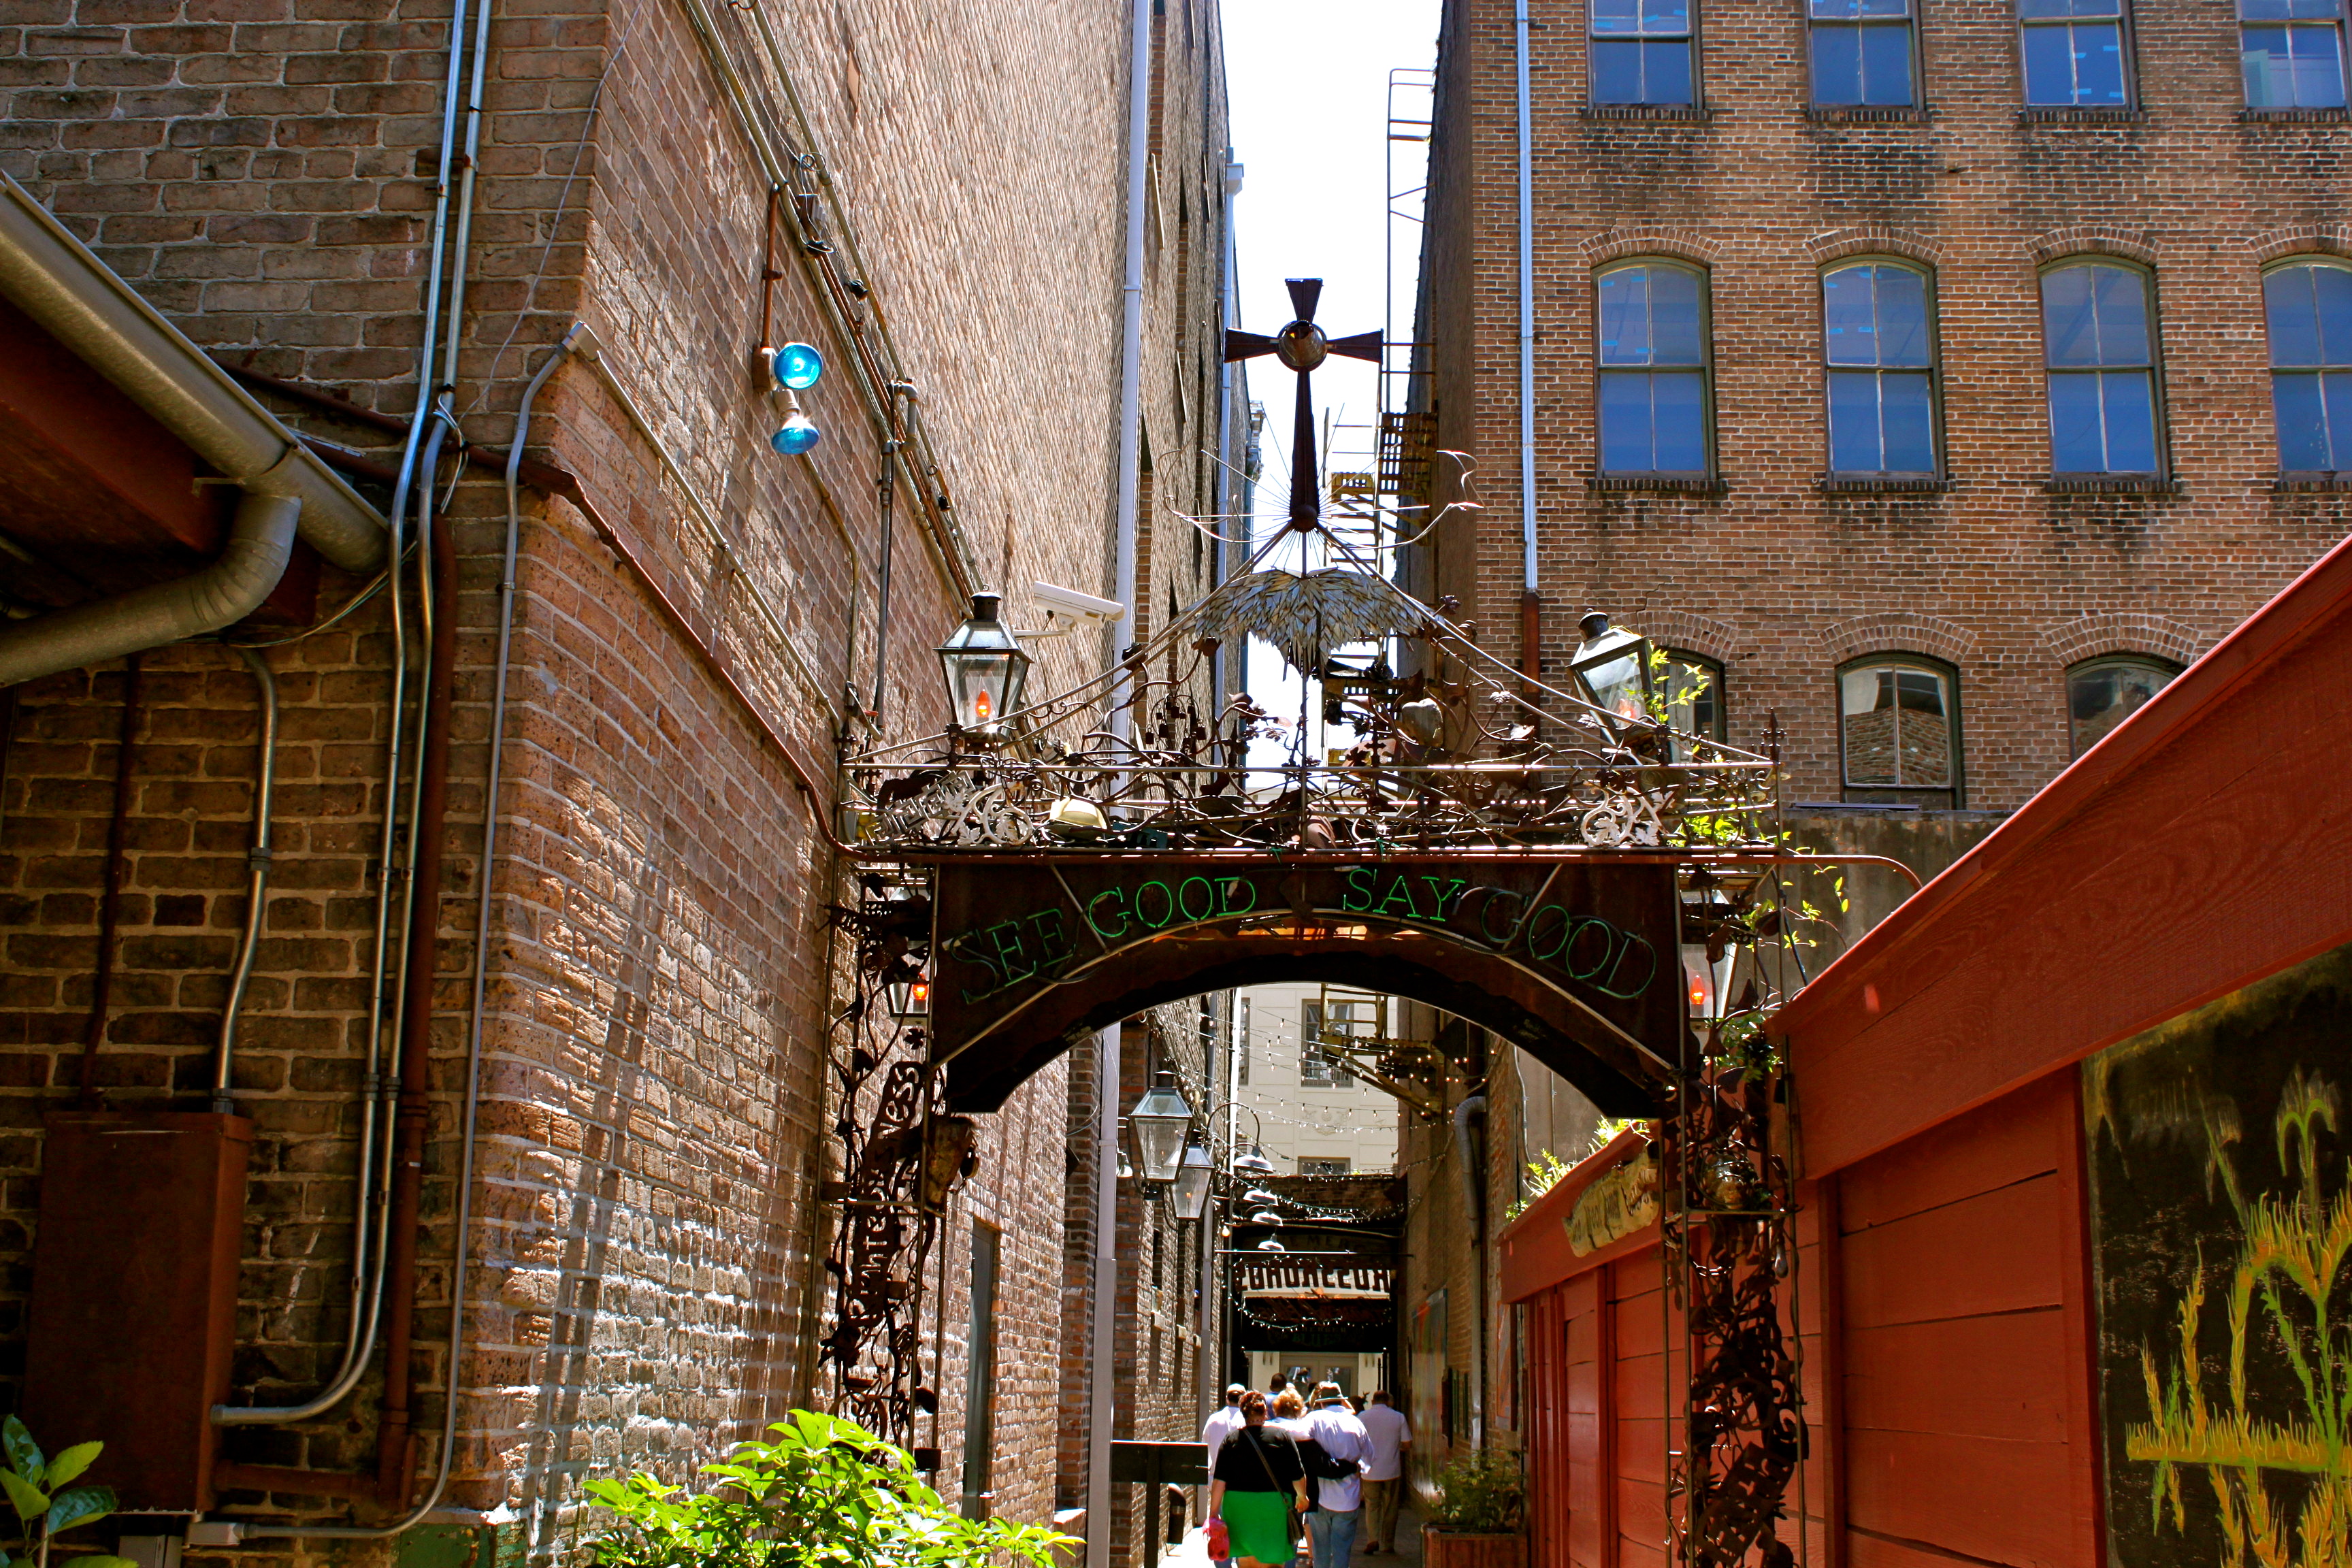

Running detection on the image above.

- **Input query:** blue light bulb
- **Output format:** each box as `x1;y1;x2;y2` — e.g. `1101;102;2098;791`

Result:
771;411;821;455
774;341;823;391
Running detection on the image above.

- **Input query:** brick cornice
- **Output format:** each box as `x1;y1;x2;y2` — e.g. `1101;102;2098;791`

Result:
1578;227;1725;269
2032;611;2206;668
1818;609;1978;665
2026;226;2160;267
1803;225;1943;268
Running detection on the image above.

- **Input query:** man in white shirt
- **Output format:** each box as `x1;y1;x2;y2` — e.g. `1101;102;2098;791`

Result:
1203;1382;1248;1478
1356;1390;1412;1554
1301;1383;1371;1568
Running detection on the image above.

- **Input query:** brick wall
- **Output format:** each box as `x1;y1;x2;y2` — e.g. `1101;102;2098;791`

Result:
0;1;1228;1563
1416;0;2352;812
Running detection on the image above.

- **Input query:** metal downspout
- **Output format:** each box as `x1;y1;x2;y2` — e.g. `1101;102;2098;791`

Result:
1514;0;1539;682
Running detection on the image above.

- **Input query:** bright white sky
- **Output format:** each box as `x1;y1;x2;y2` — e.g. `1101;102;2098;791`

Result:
1222;0;1441;755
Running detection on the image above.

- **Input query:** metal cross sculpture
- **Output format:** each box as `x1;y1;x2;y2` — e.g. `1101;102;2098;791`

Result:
1226;277;1382;531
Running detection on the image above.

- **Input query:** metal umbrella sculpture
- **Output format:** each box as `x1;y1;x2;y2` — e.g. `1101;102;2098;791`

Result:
1225;277;1384;532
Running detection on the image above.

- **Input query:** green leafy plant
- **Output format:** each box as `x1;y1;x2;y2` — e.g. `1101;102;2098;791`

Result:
1426;1447;1524;1535
0;1418;133;1568
1502;1149;1572;1223
581;1409;1075;1568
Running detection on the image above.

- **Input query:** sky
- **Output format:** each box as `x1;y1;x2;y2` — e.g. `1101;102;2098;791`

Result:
1220;0;1441;754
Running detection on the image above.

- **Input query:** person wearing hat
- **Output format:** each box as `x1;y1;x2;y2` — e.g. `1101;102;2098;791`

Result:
1299;1382;1371;1568
1203;1383;1250;1522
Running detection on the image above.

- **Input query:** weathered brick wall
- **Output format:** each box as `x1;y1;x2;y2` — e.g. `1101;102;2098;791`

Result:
1;1;1227;1563
1418;0;2352;811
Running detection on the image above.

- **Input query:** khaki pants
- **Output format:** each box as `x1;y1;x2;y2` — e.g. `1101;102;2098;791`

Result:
1362;1478;1401;1550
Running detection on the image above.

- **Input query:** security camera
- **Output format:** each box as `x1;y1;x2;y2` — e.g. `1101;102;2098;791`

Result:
1031;581;1126;626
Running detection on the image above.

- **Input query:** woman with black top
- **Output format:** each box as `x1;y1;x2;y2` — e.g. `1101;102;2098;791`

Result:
1209;1390;1309;1568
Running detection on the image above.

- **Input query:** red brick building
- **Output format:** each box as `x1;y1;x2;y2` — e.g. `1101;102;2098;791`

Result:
0;0;1235;1562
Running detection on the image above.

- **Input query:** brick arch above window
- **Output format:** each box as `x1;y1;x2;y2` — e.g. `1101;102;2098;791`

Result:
2025;227;2160;268
1578;227;1725;269
2033;611;2206;668
2247;225;2352;265
1818;609;1976;666
1628;604;1746;667
1804;226;1942;269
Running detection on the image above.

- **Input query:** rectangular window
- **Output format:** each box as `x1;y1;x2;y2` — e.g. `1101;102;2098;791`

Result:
2042;263;2160;474
1301;1158;1353;1176
1592;0;1695;104
1300;1000;1358;1086
1597;264;1711;476
1812;0;1916;105
2019;0;2130;106
1840;661;1958;806
2242;0;2349;106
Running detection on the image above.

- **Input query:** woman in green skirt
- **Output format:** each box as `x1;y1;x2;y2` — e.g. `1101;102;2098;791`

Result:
1209;1390;1309;1567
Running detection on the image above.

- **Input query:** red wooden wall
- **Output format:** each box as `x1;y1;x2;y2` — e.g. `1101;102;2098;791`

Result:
1511;1071;2100;1567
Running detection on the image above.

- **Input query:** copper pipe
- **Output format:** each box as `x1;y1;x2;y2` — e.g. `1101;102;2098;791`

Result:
374;509;456;1506
76;653;141;1107
1519;589;1541;685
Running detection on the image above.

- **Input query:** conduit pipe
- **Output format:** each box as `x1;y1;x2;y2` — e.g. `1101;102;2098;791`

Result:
1452;1091;1488;1447
1514;0;1540;681
214;0;489;1458
212;644;278;1114
1085;7;1154;1565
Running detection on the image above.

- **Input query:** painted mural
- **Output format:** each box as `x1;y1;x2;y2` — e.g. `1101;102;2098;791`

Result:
2085;941;2352;1567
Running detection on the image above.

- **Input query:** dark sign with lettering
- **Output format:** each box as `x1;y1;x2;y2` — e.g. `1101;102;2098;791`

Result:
926;855;1683;1115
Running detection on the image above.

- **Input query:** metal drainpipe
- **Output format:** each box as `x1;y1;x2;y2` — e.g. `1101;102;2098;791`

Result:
74;654;142;1107
212;644;277;1114
1452;1091;1487;1447
1514;0;1539;684
1087;3;1152;1564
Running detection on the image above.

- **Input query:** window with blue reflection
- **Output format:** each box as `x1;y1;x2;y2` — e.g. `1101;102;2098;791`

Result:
1597;263;1710;475
2242;0;2348;107
1812;0;1916;105
2041;262;2159;474
2019;0;2130;105
1823;263;1936;475
1592;0;1696;104
2264;261;2352;471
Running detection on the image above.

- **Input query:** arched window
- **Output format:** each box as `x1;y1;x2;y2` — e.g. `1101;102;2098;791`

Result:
1662;649;1725;750
1823;261;1937;476
1839;655;1961;806
1811;0;1918;107
2263;259;2352;474
2041;261;2161;476
2241;0;2348;109
2067;654;2178;755
1597;261;1711;477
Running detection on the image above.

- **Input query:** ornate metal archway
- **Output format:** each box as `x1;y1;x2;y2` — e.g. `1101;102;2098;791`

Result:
815;521;1827;1567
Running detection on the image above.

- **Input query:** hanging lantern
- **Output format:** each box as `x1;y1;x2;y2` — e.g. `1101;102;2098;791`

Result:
935;592;1032;734
1569;610;1655;732
1173;1141;1213;1220
884;975;930;1019
1127;1069;1194;1186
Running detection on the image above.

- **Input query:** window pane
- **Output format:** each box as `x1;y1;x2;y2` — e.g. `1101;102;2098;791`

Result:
1823;267;1880;363
1816;0;1910;15
1650;370;1706;469
2273;372;2332;468
1644;37;1695;103
1828;370;1885;470
1598;267;1652;365
2244;22;2349;103
1600;373;1656;471
1881;370;1936;470
2098;369;2158;470
1648;266;1704;361
2267;264;2324;366
2048;372;2110;470
2044;263;2149;368
1593;0;1642;32
2022;0;2120;17
2068;659;2174;755
2072;20;2129;102
1592;37;1646;98
1812;22;1867;103
1640;0;1692;32
1876;267;1931;365
2022;22;2080;101
1860;23;1915;101
2328;370;2352;465
2243;0;2342;18
1841;672;1898;784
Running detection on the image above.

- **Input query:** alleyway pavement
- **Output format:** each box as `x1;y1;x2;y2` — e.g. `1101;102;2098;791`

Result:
1162;1506;1426;1567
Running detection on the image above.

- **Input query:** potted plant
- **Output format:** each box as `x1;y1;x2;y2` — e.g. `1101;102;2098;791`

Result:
1422;1446;1525;1568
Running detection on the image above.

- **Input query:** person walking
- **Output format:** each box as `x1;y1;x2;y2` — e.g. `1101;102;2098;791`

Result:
1269;1391;1322;1567
1210;1391;1311;1568
1356;1390;1412;1554
1203;1383;1248;1524
1300;1382;1371;1568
